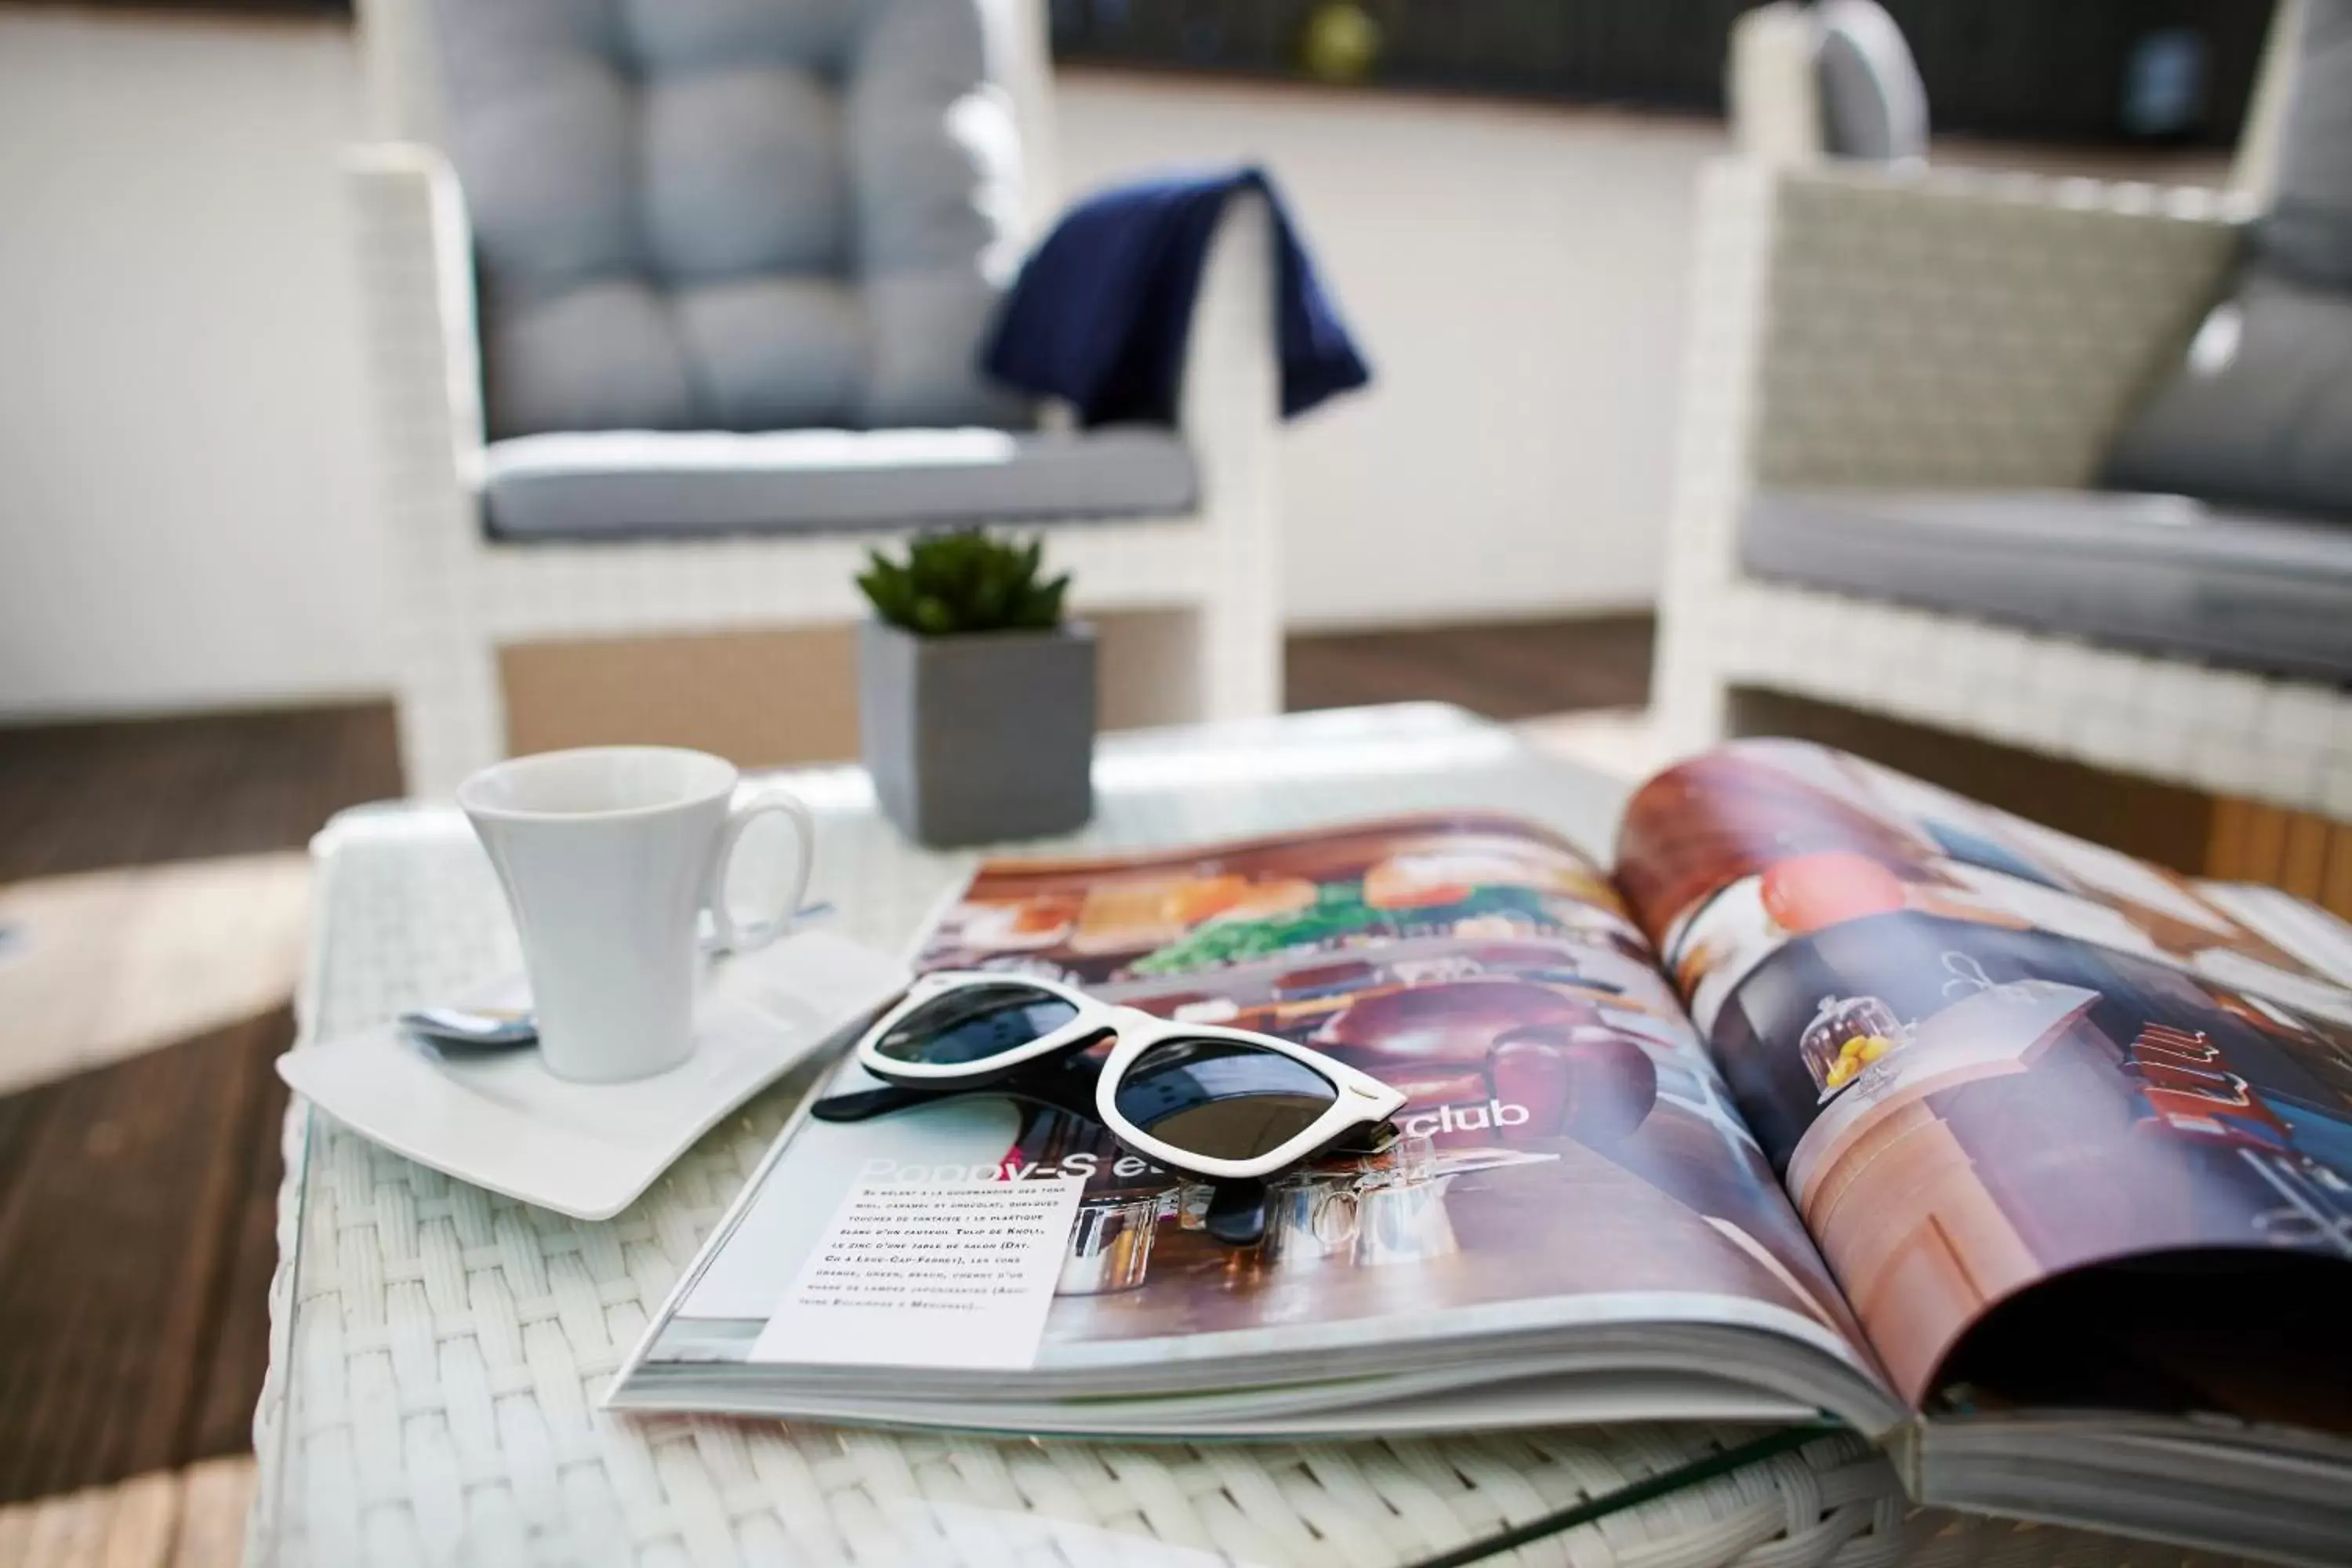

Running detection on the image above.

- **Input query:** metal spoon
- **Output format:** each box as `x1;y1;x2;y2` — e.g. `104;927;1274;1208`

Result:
400;1004;539;1051
399;901;837;1051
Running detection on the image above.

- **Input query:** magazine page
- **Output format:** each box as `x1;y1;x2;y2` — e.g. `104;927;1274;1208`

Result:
1613;740;2352;1422
624;812;1895;1425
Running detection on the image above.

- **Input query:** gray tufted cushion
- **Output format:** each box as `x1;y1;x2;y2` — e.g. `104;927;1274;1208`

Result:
2103;1;2352;521
430;0;1029;439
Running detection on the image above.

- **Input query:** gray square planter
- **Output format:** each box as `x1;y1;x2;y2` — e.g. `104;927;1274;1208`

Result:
858;619;1096;847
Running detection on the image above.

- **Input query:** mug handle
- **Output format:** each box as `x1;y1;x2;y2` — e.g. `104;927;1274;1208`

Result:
706;786;816;953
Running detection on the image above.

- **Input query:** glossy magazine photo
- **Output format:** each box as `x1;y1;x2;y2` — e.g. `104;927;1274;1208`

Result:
613;742;2352;1566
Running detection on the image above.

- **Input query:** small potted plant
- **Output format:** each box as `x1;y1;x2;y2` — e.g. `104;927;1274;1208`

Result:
856;528;1094;847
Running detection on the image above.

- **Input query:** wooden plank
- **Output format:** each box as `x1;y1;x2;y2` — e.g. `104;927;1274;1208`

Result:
168;1458;254;1568
502;624;864;768
0;855;309;1100
4;704;395;864
2207;794;2252;882
185;1057;291;1463
0;1488;38;1566
2204;795;2352;912
2324;821;2352;923
0;1091;44;1277
0;1474;176;1568
332;694;405;811
0;1484;112;1568
94;1472;179;1568
2242;802;2292;887
0;1012;286;1504
16;723;219;883
1285;615;1655;720
0;704;394;1519
0;1458;253;1568
0;704;392;1514
0;706;397;884
2280;811;2332;901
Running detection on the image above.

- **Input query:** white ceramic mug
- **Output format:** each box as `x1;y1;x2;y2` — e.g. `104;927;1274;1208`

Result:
457;747;815;1083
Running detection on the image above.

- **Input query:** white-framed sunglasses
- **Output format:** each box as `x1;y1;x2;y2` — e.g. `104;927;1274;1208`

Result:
818;971;1407;1186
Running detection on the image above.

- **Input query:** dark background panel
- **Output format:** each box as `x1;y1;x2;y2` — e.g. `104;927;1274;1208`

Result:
1051;0;2278;147
29;0;2277;148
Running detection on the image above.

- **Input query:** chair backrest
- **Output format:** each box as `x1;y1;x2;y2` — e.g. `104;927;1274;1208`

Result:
355;0;1058;440
1726;0;1926;167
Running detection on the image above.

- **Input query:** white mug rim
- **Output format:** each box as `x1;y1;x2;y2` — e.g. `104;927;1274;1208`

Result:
457;746;740;823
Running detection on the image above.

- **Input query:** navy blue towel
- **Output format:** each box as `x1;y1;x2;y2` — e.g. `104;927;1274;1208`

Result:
982;166;1370;426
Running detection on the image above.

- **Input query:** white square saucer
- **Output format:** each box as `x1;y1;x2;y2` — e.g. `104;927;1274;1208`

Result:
278;931;909;1219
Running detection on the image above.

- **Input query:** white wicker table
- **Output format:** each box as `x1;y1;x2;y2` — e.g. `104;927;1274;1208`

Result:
250;704;2165;1568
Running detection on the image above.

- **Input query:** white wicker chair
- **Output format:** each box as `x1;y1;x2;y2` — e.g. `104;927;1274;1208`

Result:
347;0;1283;797
1651;157;2352;822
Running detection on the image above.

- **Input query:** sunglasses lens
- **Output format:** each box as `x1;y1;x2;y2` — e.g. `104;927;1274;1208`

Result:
875;983;1080;1066
1111;1039;1337;1162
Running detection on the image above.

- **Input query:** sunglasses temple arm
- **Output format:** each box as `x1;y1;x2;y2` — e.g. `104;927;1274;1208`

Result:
810;1054;1105;1127
1203;1180;1269;1247
808;1084;948;1123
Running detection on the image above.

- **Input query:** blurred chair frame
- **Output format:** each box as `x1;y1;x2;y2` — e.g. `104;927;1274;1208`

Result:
1651;154;2352;820
347;0;1283;795
1728;0;2301;194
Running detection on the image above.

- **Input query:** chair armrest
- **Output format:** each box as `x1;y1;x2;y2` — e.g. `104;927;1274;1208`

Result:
1167;187;1282;713
344;143;488;505
1709;160;2248;492
1176;189;1279;448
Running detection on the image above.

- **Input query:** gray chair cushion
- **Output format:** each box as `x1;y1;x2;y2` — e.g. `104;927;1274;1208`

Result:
430;0;1026;439
1740;488;2352;683
2100;277;2352;519
481;426;1199;540
1814;0;1927;162
2262;0;2352;291
2103;1;2352;519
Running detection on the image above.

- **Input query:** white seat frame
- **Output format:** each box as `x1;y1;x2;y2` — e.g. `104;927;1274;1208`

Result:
1653;158;2352;818
348;0;1283;795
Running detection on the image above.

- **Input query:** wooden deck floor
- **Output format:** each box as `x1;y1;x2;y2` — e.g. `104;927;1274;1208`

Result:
0;706;400;1512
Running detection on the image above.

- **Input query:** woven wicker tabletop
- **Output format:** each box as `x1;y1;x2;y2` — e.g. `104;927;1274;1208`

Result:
249;705;2190;1567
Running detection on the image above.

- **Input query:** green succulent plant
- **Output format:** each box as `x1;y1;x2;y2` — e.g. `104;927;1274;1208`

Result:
856;528;1072;637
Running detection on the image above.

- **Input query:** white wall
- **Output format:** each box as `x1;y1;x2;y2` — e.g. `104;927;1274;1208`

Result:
1057;75;1718;629
0;9;386;718
0;21;1708;718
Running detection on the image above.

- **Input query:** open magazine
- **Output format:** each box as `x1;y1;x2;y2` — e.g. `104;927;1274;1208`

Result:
612;740;2352;1564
